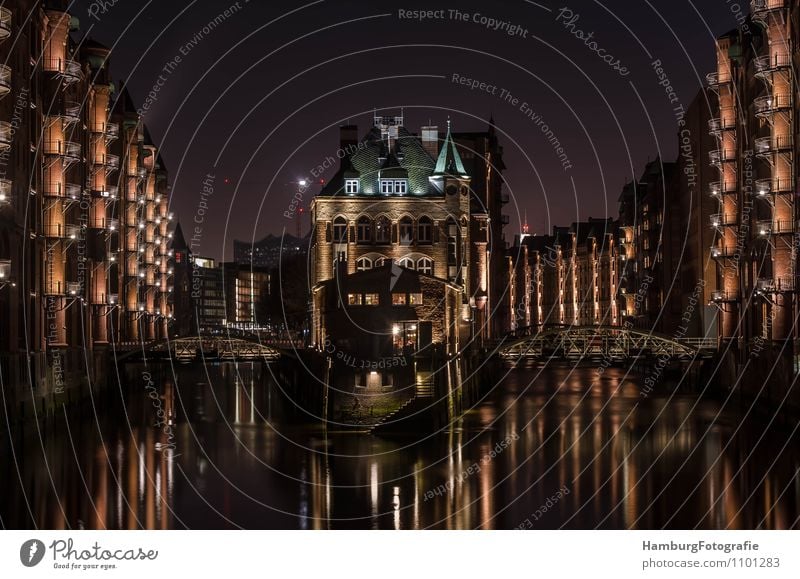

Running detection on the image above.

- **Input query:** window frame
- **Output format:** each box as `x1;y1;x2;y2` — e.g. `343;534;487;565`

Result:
345;179;359;194
356;216;372;244
399;217;414;245
333;216;347;243
374;215;391;244
417;257;433;275
398;257;415;270
417;216;432;244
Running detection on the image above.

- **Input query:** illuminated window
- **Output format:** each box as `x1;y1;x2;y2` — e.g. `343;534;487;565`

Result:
417;257;433;275
380;180;394;194
409;293;423;305
375;257;386;267
345;179;359;194
417;216;432;244
392;293;407;305
356;257;372;271
348;294;362;305
375;215;391;244
394;180;407;194
398;257;415;269
333;216;347;243
364;293;380;305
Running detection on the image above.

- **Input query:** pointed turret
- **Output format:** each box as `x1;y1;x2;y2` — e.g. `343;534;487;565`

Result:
433;119;468;178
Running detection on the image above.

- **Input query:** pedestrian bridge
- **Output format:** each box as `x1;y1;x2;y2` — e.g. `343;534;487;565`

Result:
115;332;296;363
498;325;717;362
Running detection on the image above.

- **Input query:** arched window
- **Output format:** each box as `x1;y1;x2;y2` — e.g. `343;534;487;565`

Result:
398;257;415;270
399;217;414;245
417;257;433;275
374;257;386;267
375;216;391;244
417;216;432;244
333;216;347;243
356;257;372;271
356;216;372;244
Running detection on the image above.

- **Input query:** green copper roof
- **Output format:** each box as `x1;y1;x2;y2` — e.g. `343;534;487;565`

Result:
433;120;468;177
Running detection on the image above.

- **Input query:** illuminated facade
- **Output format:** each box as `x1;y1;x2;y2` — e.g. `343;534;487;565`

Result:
0;0;172;417
310;115;500;353
708;1;798;351
513;219;620;329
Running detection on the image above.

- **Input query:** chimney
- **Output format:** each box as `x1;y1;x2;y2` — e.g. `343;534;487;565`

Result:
339;125;358;158
421;126;439;158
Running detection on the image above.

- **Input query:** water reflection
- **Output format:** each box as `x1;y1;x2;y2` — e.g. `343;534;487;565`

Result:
2;363;798;529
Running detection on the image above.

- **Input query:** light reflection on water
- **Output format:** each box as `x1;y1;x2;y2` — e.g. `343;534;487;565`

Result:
2;362;798;529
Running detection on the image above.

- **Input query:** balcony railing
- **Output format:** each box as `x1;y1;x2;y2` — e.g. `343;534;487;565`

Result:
754;93;792;116
42;223;79;238
105;122;119;142
711;213;738;228
711;290;739;302
44;58;82;83
708;115;736;133
105;153;120;171
755;134;793;155
65;184;81;201
755;177;793;195
92;186;119;201
709;180;736;196
0;121;11;149
751;0;787;20
709;148;736;165
0;259;10;280
756;276;795;293
0;64;11;98
0;8;11;42
711;244;737;259
44;280;66;296
706;71;732;89
754;53;791;75
62;100;82;125
758;219;796;234
91;217;119;231
43;140;82;162
0;178;11;203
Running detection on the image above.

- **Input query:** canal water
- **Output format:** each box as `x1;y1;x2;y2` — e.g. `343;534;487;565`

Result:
2;362;798;529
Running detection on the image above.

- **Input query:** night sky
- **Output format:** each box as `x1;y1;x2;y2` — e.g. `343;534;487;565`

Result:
68;0;739;260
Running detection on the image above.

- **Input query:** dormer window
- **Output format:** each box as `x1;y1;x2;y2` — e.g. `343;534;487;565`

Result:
345;179;359;194
379;179;407;195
